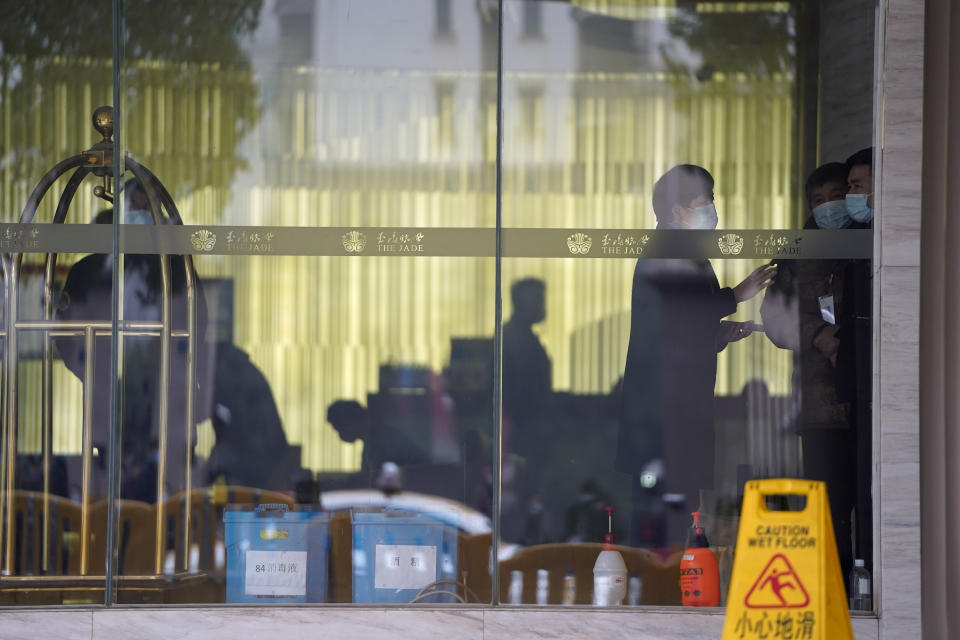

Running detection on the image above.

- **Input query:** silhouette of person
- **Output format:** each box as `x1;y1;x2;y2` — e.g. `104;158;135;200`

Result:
616;164;776;546
204;342;293;490
327;400;377;486
55;190;206;501
564;479;614;543
55;179;293;500
326;399;423;489
502;278;551;461
501;278;552;543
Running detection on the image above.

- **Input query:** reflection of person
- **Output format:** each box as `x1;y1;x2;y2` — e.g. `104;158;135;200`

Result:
55;191;205;501
56;180;294;500
326;399;426;489
502;278;551;459
327;400;376;483
616;164;775;546
204;343;293;490
564;479;613;543
501;278;552;543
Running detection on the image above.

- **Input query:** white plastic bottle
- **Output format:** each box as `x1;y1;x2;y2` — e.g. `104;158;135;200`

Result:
593;507;627;606
536;569;549;605
849;559;872;611
508;570;524;605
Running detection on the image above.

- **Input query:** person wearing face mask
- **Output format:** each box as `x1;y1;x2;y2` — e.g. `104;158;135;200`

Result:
845;147;874;225
55;180;297;503
616;164;776;547
760;162;864;587
53;183;208;502
840;147;874;582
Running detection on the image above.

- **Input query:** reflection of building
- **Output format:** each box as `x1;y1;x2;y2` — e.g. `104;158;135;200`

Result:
5;1;804;477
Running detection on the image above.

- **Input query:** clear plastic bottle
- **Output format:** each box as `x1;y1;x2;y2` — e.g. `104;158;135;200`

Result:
508;570;524;605
627;573;643;606
562;568;577;605
849;559;872;611
536;569;549;605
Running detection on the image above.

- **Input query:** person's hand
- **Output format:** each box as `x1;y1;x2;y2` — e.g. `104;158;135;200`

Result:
720;320;758;344
813;324;840;366
734;263;778;303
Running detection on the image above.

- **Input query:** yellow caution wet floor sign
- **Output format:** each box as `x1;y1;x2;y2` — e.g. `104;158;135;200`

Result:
721;479;853;640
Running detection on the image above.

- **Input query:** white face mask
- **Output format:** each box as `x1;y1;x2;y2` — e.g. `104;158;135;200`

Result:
688;203;719;230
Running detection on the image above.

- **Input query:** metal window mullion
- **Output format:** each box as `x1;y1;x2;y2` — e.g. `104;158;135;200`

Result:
2;255;21;577
104;0;124;604
80;327;95;576
123;163;175;575
490;0;504;607
0;255;12;576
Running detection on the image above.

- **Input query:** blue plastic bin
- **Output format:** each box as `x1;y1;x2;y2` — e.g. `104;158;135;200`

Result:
224;504;329;603
351;508;459;603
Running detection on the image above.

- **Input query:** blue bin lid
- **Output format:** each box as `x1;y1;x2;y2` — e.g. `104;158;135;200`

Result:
224;503;328;523
350;506;451;527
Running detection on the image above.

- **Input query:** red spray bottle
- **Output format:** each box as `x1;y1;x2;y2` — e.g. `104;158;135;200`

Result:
680;511;720;606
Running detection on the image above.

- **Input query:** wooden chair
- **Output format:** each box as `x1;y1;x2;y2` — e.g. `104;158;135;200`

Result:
459;532;492;603
7;490;83;576
86;498;156;575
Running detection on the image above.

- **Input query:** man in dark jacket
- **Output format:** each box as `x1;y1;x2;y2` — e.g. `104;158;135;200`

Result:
761;161;861;584
759;154;873;587
616;164;775;546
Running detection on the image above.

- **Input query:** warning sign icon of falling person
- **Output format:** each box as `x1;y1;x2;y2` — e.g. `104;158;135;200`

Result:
744;553;810;608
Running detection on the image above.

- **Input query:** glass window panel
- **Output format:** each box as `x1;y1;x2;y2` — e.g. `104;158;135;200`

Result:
0;0;115;605
112;0;497;605
498;0;874;609
0;0;880;613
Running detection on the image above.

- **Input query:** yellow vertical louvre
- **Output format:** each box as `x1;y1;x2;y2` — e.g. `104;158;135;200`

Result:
2;59;795;471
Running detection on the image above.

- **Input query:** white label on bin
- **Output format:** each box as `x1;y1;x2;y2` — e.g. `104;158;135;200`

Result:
244;550;307;597
374;544;436;590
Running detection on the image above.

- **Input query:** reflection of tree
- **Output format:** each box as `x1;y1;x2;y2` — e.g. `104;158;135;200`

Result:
0;0;262;219
661;3;795;78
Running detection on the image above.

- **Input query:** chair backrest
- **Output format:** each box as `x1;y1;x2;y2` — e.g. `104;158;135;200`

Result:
459;532;492;603
498;542;682;605
162;486;294;573
86;498;156;575
9;490;83;576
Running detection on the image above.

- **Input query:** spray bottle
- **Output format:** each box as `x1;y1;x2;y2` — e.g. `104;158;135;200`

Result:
592;506;627;606
680;511;720;606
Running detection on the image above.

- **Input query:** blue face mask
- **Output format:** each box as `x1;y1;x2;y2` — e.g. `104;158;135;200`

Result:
689;203;719;230
845;193;873;223
813;200;853;229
